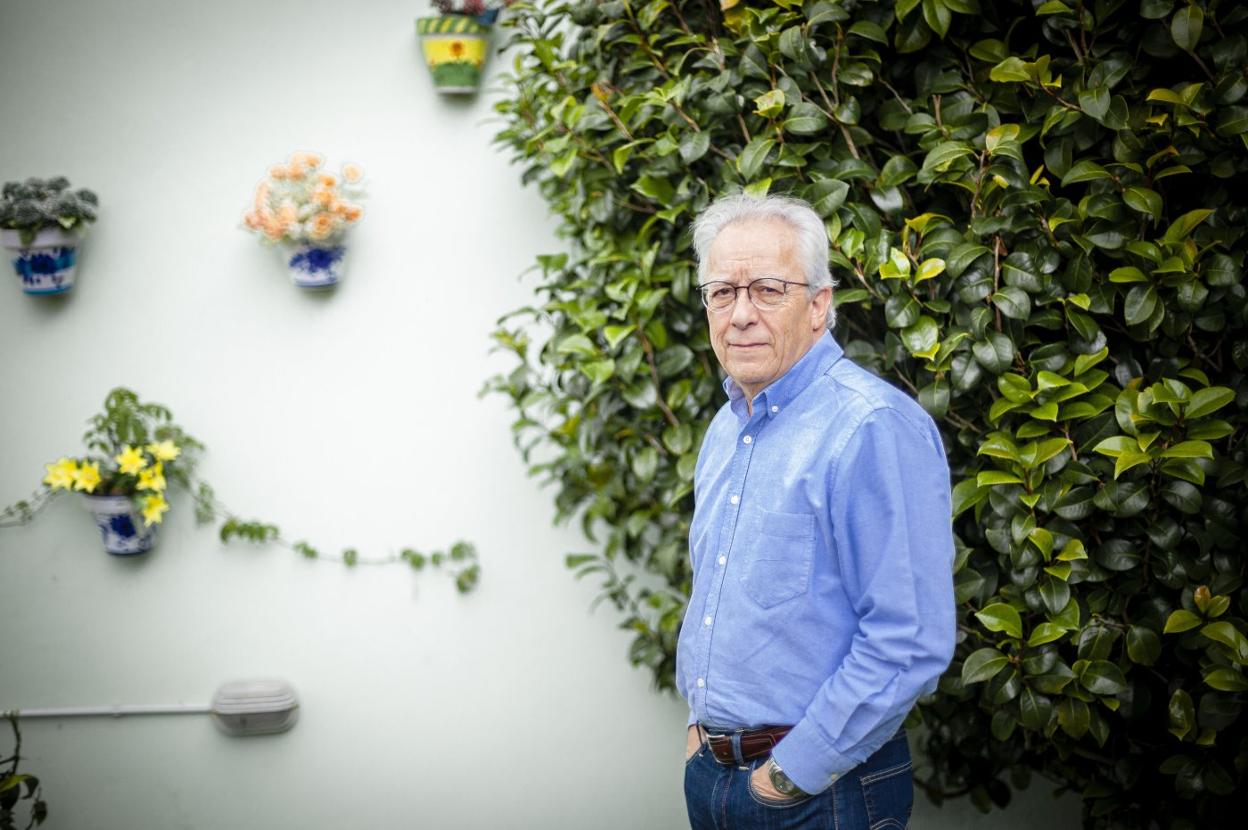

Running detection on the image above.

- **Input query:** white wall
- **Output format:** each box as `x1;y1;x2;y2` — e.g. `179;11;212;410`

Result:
0;1;1079;827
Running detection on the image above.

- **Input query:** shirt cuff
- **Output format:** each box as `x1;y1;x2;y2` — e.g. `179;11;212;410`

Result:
770;720;853;796
687;710;698;728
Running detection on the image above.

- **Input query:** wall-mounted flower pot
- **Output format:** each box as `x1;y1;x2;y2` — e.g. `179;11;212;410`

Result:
416;15;491;94
81;495;157;555
281;242;345;289
2;228;81;295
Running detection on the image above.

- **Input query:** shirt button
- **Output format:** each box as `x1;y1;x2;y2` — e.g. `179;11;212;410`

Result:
730;495;739;505
718;555;727;566
771;405;779;413
742;435;752;445
696;678;705;688
704;615;713;626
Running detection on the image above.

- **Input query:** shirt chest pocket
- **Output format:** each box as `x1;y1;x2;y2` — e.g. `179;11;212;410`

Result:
740;509;815;609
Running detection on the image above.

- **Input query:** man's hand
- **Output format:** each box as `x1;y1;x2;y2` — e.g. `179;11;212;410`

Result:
750;760;800;801
685;725;702;761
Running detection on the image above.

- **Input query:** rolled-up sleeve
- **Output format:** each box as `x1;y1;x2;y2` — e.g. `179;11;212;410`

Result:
770;407;956;794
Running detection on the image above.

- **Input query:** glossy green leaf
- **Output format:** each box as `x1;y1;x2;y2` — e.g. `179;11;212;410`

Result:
1164;609;1203;634
976;602;1024;639
1185;387;1234;419
1079;660;1127;695
963;647;1010;684
1171;4;1204;51
1027;623;1069;647
1127;626;1161;665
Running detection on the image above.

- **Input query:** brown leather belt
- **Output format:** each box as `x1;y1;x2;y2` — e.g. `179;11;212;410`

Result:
704;725;792;764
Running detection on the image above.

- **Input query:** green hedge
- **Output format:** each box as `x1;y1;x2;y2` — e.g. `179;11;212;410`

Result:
490;1;1248;826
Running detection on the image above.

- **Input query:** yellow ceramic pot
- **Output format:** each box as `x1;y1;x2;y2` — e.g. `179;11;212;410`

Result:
416;15;491;94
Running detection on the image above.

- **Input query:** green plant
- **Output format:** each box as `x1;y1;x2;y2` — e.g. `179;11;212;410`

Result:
490;1;1247;826
192;484;482;592
2;388;479;592
0;716;47;829
0;178;98;246
33;387;202;527
431;0;515;16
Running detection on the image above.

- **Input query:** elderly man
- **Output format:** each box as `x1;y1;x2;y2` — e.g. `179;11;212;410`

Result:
677;194;956;829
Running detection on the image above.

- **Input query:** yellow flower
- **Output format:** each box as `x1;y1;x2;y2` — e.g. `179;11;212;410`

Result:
146;440;181;462
342;163;363;183
141;494;169;526
115;445;148;475
137;462;167;492
72;461;102;493
43;457;78;490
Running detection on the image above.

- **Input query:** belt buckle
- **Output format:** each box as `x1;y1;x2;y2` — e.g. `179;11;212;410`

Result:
703;727;750;768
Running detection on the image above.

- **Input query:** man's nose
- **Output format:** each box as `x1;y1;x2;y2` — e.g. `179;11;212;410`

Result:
729;288;758;327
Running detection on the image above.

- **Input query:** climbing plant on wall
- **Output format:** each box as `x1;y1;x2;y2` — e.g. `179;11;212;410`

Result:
490;0;1247;826
2;387;480;592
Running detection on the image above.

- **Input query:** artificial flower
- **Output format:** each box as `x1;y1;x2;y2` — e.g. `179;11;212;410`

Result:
310;213;336;239
146;440;181;462
72;461;101;493
137;462;166;492
140;493;169;526
244;152;364;246
115;445;147;475
43;457;78;490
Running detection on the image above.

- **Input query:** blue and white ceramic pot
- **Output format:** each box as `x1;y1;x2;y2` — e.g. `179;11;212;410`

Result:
81;495;157;555
282;241;346;289
1;227;82;295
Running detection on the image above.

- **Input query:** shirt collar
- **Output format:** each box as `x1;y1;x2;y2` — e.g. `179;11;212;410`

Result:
723;331;844;419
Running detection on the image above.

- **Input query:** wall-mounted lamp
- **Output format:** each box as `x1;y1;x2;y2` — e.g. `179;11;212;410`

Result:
5;679;299;737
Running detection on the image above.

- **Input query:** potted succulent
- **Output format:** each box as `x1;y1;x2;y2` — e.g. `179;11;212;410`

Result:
39;389;201;555
0;177;98;295
416;1;514;94
242;152;365;289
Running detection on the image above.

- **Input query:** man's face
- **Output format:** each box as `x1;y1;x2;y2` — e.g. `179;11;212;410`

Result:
704;218;831;402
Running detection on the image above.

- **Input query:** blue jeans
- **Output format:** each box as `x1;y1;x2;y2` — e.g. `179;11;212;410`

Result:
683;728;913;830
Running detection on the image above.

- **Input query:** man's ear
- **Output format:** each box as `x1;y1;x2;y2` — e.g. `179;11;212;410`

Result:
809;286;832;331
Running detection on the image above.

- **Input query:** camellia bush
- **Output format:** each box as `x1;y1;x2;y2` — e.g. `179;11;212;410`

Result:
489;0;1247;826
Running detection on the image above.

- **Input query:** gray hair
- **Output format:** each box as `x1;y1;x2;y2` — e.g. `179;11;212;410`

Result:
690;193;838;329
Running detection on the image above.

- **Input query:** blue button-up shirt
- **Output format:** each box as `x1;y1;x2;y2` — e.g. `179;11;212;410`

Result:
676;331;956;795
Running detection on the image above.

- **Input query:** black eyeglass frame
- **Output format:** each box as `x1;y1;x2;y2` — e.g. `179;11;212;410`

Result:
696;277;812;312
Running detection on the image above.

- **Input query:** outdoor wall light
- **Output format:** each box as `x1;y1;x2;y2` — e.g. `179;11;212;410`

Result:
5;678;299;737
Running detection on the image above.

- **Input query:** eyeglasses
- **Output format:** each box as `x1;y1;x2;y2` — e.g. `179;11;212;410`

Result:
697;277;810;313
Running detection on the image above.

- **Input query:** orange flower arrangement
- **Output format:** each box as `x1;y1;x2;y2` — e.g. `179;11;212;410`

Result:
243;151;365;246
